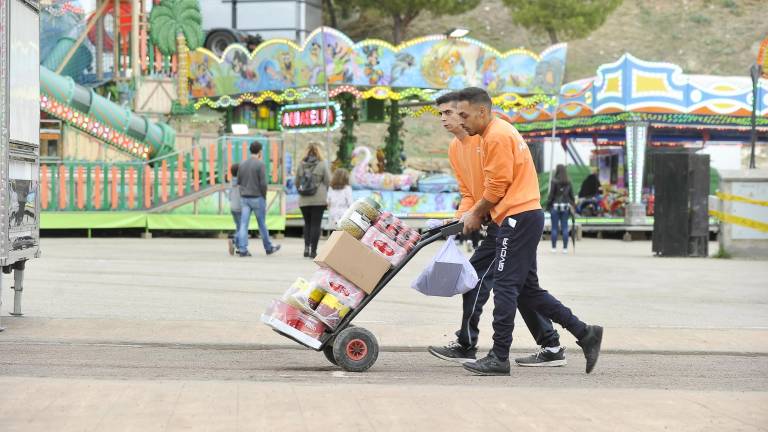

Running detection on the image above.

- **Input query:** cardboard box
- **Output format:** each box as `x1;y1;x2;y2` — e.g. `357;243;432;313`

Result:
314;231;391;294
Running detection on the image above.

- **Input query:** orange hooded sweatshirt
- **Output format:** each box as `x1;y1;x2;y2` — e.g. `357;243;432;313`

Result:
449;117;541;225
481;117;541;223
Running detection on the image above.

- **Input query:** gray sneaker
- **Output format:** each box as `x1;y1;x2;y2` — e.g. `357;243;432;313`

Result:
428;341;477;363
515;346;567;367
463;351;510;376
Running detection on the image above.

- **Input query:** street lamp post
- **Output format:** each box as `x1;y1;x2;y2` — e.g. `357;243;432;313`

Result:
749;63;762;169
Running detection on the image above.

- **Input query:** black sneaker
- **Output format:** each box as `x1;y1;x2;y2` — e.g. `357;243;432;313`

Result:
238;251;252;257
428;341;477;363
267;244;281;255
515;346;567;367
463;351;510;376
577;325;604;374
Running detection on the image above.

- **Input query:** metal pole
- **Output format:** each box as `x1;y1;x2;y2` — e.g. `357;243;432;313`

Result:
320;26;332;162
547;98;559;195
114;0;120;80
232;0;237;28
9;261;25;316
131;0;140;80
96;0;104;80
749;64;762;169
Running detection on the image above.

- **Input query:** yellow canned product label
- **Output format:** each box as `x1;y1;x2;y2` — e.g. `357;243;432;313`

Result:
320;293;350;317
308;286;325;303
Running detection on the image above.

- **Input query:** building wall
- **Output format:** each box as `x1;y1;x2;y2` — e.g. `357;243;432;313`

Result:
61;125;135;162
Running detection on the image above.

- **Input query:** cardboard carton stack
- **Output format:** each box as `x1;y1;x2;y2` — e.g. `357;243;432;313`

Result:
261;198;422;348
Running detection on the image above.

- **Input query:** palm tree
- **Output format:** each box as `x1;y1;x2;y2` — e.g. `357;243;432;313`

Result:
149;0;204;106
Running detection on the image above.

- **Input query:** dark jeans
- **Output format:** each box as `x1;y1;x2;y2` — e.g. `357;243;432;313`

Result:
456;222;561;350
491;210;588;361
300;205;326;252
550;207;570;248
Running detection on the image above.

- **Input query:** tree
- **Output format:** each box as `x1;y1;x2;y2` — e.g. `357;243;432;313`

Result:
149;0;204;106
501;0;623;44
384;101;404;174
351;0;480;44
336;94;358;169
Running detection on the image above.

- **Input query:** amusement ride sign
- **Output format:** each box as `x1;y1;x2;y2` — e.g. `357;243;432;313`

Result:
278;102;342;133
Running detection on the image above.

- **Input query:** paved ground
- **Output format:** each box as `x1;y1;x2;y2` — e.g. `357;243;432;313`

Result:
0;237;767;431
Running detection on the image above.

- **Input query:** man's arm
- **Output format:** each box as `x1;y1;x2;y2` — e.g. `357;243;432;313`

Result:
463;134;514;233
448;146;475;217
259;162;268;198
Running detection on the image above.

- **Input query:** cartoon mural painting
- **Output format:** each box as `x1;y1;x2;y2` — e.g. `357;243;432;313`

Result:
533;57;565;94
361;45;385;85
187;27;568;97
390;52;415;84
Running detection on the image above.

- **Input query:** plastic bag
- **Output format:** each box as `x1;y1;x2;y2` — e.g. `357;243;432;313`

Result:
411;236;479;297
282;277;325;312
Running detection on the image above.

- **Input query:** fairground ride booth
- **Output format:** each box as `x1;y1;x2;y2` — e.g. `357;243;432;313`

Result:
186;26;569;226
509;54;768;235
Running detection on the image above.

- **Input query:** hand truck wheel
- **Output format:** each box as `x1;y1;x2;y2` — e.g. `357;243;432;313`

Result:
332;326;379;372
322;344;337;366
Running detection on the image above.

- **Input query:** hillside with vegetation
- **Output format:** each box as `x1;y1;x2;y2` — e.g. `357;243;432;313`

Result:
335;0;767;80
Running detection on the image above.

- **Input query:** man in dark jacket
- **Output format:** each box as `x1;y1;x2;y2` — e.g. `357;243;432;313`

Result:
237;141;281;257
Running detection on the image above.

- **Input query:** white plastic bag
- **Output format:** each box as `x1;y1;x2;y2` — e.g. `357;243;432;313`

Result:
411;236;479;297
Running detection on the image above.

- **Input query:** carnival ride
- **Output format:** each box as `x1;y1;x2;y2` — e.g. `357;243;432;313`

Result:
36;1;768;235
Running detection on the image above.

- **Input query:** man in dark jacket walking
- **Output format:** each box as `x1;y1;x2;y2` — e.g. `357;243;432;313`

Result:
237;141;281;257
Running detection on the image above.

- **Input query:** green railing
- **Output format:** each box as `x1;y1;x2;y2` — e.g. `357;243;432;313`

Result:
41;135;284;212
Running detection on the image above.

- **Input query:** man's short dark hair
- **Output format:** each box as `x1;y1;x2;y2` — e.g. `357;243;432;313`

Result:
249;141;262;155
435;92;460;106
457;87;492;109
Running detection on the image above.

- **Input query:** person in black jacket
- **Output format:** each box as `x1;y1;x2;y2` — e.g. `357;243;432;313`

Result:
546;164;575;254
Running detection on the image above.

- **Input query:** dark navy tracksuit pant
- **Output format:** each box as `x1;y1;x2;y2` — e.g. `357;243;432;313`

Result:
456;221;561;350
490;209;588;361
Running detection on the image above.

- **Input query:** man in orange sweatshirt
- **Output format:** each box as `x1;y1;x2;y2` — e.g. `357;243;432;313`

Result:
428;91;568;368
455;87;603;376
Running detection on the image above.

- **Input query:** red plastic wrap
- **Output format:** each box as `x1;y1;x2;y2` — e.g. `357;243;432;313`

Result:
313;293;351;329
310;269;366;308
264;300;303;328
361;226;408;266
294;311;327;339
264;299;327;339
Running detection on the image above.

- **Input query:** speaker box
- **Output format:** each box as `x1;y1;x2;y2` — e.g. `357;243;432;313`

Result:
652;152;710;257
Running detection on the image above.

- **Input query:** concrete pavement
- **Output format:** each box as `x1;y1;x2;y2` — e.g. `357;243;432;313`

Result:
0;236;767;431
2;237;767;353
2;376;764;432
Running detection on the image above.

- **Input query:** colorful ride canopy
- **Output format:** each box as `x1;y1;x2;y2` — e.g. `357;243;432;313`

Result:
188;27;567;99
511;53;768;124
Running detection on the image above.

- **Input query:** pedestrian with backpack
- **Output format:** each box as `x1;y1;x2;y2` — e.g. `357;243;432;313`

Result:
296;142;331;258
546;164;576;254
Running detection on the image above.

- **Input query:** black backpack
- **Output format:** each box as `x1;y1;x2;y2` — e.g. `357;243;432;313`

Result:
297;162;318;196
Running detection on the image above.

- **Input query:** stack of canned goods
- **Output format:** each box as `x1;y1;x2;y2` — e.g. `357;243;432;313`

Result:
373;211;421;252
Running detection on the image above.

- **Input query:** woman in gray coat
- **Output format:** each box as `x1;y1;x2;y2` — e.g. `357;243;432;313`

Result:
296;142;331;258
